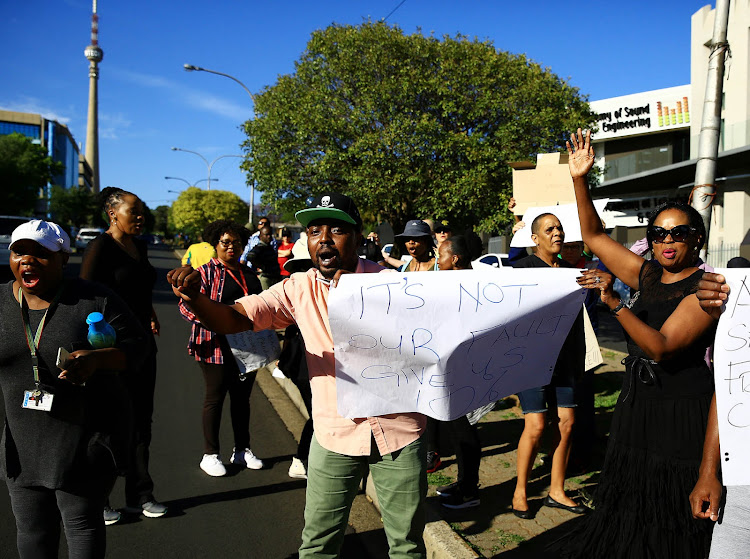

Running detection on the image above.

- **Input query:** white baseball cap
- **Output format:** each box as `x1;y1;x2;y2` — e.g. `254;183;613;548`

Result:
10;220;72;254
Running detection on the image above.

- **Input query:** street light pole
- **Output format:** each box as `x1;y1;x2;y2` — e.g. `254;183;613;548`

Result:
165;176;218;188
183;63;255;225
170;148;241;191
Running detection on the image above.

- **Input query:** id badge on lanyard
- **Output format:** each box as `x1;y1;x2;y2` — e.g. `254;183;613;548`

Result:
18;285;64;413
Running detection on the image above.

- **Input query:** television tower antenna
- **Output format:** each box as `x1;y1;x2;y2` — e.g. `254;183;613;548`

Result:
84;0;103;192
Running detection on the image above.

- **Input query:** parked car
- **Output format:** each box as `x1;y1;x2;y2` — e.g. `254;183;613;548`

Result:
0;215;34;279
75;227;105;250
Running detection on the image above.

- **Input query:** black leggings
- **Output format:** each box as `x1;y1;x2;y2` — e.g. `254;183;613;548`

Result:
7;481;111;559
198;360;256;455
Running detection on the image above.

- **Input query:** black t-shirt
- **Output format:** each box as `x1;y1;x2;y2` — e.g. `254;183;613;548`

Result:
0;278;146;490
512;254;585;381
220;267;262;304
81;234;157;328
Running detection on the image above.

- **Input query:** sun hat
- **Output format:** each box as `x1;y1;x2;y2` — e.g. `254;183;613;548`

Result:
295;193;362;229
284;237;314;273
10;220;72;254
395;220;434;241
433;223;452;234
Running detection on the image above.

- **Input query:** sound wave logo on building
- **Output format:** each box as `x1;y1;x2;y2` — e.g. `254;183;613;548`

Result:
590;85;691;141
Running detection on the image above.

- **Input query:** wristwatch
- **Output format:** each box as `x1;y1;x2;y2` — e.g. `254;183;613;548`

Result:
610;291;640;316
610;299;627;316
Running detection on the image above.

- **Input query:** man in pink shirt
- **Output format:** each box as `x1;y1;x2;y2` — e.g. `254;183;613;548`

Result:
168;193;427;558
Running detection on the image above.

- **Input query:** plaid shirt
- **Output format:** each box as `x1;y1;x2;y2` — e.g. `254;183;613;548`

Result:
178;258;258;364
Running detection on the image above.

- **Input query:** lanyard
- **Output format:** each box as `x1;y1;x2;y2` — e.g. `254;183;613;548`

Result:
18;283;65;389
225;268;249;296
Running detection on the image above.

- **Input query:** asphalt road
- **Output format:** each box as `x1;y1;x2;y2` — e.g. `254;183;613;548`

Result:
0;247;388;559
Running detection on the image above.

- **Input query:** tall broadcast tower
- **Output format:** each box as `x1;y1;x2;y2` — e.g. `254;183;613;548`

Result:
84;0;103;193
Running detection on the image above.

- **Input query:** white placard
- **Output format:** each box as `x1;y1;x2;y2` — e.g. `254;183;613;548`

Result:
510;200;609;248
583;307;603;371
713;268;750;486
329;268;587;421
226;330;281;373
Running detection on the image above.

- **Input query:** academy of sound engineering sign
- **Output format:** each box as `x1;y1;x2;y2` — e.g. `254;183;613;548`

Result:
589;85;691;141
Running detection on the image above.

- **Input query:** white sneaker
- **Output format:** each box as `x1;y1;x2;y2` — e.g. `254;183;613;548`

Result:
231;447;264;470
200;454;226;477
288;457;307;479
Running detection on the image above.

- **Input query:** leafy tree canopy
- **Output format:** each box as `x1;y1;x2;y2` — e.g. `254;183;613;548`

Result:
49;185;101;230
0;133;64;216
241;21;594;233
170;187;249;238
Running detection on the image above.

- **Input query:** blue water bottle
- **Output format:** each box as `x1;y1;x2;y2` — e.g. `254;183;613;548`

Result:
86;312;116;349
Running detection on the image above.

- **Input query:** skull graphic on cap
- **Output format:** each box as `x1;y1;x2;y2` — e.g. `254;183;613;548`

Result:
321;196;331;207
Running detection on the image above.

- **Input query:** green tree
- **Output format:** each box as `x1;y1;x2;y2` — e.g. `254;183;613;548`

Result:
152;205;171;236
242;21;594;233
170;187;248;238
49;185;101;229
0;133;64;216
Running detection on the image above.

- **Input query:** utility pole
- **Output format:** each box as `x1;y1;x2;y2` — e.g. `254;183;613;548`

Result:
691;0;730;260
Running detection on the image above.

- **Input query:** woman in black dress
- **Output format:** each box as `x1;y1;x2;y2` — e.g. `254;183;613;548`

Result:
561;129;718;557
80;187;166;523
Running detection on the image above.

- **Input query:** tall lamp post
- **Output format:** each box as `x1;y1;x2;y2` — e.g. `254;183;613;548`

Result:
170;148;241;192
183;63;256;224
164;176;218;188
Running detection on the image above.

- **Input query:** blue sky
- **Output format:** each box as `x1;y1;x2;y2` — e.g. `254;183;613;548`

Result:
1;0;713;212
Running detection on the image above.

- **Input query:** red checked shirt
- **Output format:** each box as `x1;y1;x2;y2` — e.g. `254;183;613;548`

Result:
237;259;426;457
179;258;261;363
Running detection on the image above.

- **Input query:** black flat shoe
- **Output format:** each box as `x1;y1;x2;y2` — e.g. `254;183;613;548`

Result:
511;506;533;519
543;495;590;515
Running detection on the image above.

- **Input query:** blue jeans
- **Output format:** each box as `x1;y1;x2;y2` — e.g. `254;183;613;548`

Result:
299;434;427;559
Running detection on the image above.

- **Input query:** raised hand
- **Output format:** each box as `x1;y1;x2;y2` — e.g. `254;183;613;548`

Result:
566;128;595;179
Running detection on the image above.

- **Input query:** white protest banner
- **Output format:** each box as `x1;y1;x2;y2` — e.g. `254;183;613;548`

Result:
583;307;603;371
510;200;609;248
226;330;281;373
713;268;750;486
329;268;586;421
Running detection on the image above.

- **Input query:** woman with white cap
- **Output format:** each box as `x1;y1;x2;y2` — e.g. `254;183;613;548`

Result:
0;220;145;558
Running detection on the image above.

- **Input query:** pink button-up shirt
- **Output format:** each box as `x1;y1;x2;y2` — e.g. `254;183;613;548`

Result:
237;259;426;456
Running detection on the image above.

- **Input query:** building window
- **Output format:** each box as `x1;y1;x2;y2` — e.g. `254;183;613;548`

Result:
600;131;690;182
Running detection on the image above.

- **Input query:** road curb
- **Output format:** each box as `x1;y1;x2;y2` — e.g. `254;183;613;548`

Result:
256;365;478;559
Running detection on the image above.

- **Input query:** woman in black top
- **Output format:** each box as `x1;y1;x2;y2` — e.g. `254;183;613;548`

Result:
557;129;718;558
1;220;144;558
510;213;594;519
80;187;165;522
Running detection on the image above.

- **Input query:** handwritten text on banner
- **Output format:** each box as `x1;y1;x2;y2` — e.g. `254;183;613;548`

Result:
329;268;586;421
713;269;750;486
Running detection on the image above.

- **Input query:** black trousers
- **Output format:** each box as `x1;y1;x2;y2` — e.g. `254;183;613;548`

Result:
7;479;113;559
122;348;157;506
198;359;256;455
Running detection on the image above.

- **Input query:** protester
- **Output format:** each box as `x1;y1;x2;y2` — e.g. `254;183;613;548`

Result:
1;220;145;558
690;269;749;559
394;220;438;273
239;216;278;268
432;223;453;252
80;186;167;522
246;225;282;290
178;220;264;477
167;193;427;558
181;232;216;269
557;129;718;557
277;228;294;277
510;212;590;519
433;235;483;509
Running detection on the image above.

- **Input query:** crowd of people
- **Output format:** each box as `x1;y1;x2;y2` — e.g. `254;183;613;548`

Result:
0;129;747;558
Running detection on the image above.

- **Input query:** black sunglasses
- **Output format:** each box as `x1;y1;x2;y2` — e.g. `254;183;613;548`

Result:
648;225;695;243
